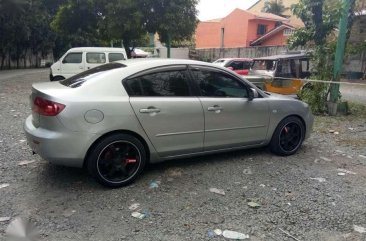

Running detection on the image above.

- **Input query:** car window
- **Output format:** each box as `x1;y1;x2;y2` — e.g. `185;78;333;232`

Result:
191;69;248;98
62;52;82;64
227;61;244;70
109;53;125;62
243;61;252;69
86;52;106;64
125;70;191;97
60;62;126;88
252;60;276;71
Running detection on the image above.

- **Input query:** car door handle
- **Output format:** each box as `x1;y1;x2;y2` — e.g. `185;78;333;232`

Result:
139;107;161;113
79;66;84;69
208;105;223;111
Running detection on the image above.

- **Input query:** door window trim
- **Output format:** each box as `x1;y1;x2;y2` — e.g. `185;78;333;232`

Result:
187;65;257;98
62;52;83;64
122;65;195;97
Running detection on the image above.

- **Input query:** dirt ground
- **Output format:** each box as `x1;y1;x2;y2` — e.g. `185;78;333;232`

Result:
0;69;365;241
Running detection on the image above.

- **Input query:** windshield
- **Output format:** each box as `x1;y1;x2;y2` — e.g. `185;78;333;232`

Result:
60;62;126;88
252;60;277;71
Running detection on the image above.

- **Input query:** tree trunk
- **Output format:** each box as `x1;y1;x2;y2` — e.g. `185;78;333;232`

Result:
0;53;5;70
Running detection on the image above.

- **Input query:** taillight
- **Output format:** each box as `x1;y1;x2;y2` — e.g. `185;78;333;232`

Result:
33;97;65;116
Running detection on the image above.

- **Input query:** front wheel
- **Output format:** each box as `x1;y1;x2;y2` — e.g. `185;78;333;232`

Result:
269;116;305;156
87;134;146;187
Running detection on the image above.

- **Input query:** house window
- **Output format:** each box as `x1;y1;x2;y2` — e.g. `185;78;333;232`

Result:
284;29;295;36
257;24;267;35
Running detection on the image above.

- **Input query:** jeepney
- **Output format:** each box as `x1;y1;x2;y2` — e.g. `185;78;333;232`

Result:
246;52;311;95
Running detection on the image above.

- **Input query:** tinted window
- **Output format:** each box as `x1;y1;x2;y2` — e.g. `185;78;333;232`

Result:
62;52;82;64
86;52;106;64
227;61;244;70
126;70;191;97
109;53;125;62
191;69;248;98
60;62;126;88
252;60;276;71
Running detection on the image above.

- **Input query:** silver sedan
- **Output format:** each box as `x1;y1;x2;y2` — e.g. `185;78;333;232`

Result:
24;59;314;187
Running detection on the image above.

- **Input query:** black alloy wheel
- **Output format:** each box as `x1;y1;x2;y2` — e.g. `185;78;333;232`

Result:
87;134;146;187
269;116;305;156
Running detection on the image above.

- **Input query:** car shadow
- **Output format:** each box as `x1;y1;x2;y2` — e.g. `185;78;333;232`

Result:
36;143;314;190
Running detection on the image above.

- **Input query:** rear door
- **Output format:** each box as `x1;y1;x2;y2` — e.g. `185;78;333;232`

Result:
108;52;126;63
125;65;204;157
85;52;107;70
60;52;84;78
189;66;270;151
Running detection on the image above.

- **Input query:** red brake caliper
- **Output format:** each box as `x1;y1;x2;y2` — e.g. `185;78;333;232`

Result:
284;127;289;133
125;159;137;164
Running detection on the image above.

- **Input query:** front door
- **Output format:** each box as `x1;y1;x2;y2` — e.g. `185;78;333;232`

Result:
60;52;84;78
190;66;270;151
125;66;204;157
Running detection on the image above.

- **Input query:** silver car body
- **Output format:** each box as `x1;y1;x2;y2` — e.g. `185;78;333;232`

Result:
24;59;313;168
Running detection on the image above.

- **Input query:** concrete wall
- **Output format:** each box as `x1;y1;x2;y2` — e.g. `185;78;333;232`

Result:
193;46;291;62
193;46;365;77
0;50;53;69
155;47;189;59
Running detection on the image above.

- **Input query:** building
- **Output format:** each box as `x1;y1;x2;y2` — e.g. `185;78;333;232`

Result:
195;8;294;48
248;0;303;28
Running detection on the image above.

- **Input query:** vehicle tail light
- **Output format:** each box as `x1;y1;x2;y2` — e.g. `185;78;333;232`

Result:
33;96;65;116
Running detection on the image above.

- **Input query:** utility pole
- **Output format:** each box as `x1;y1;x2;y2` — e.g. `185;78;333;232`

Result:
167;33;171;58
329;0;354;105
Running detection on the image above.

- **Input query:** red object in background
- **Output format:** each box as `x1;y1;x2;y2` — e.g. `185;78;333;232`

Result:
213;58;252;76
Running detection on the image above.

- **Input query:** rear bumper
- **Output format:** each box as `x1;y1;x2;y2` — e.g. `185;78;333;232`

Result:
24;115;96;168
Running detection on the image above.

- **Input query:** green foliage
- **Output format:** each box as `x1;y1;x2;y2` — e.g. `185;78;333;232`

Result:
140;0;198;44
288;0;346;113
0;0;56;68
262;0;288;16
0;0;198;67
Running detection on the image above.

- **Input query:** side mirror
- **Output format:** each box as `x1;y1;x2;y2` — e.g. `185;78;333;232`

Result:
227;66;234;70
248;88;258;101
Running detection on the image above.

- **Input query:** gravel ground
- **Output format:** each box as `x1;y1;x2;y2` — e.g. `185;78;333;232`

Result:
0;69;366;241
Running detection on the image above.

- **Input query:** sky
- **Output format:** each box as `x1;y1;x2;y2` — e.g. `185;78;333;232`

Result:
197;0;259;21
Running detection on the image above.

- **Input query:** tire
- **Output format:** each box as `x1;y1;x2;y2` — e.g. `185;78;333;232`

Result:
269;116;305;156
87;133;147;187
51;76;65;81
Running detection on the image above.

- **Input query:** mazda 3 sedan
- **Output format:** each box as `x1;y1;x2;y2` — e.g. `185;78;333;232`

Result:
24;59;313;187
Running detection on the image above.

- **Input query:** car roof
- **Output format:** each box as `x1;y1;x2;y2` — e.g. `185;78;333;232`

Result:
253;53;310;61
116;58;217;68
215;58;252;61
68;47;127;52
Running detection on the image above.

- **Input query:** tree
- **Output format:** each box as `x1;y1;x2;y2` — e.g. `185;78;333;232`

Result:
140;0;198;57
99;0;148;58
262;0;288;17
288;0;355;113
0;0;55;68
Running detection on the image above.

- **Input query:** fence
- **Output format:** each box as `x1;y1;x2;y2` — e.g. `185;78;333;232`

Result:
192;46;366;77
191;46;294;62
0;51;53;69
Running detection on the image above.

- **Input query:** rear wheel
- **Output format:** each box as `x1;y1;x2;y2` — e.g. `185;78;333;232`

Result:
269;116;305;156
87;134;146;187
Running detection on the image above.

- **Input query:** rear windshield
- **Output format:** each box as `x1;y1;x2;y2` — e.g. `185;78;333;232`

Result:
60;62;126;88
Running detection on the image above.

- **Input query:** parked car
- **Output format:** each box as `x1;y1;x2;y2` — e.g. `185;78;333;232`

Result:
246;52;311;95
213;58;252;75
49;47;127;81
25;59;313;187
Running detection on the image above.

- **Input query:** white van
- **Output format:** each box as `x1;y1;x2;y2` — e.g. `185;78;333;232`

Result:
50;47;127;81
